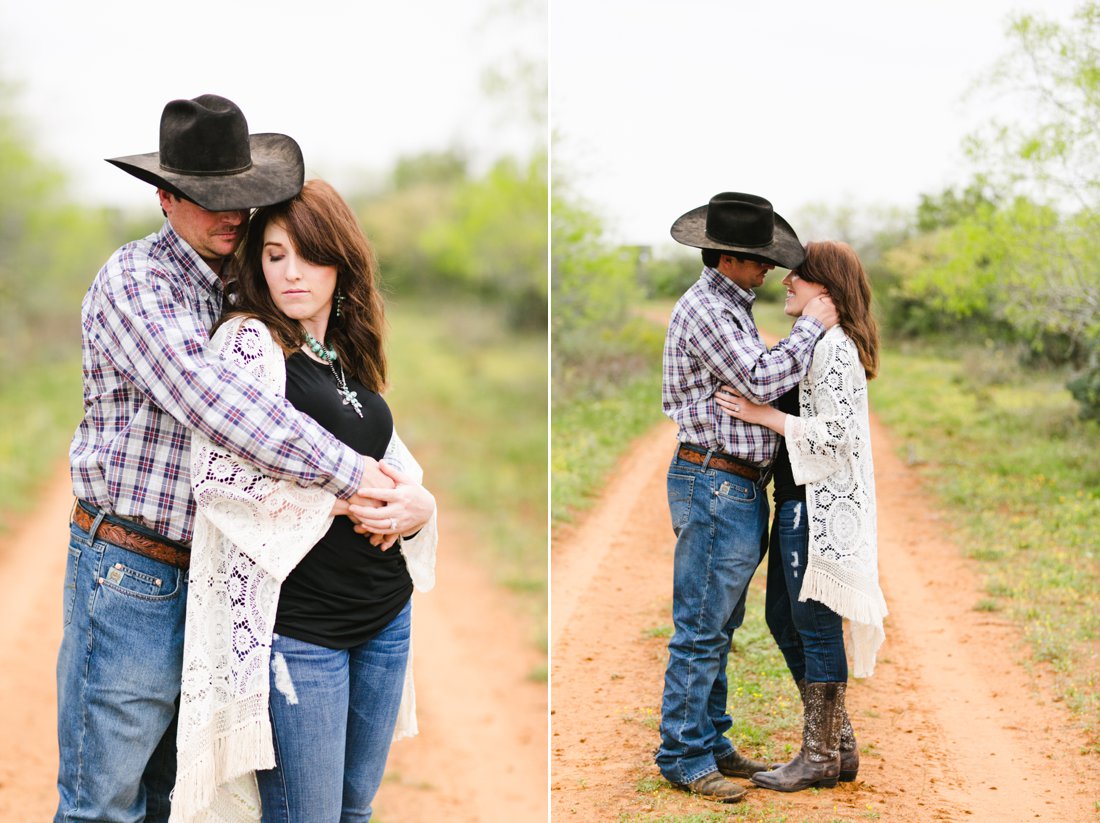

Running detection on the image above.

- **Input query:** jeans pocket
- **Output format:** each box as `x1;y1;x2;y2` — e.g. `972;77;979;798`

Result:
97;545;183;602
63;544;81;627
713;476;756;505
667;471;696;533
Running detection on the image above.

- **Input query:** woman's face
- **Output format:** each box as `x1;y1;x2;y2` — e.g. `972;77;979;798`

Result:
262;220;338;327
782;271;828;317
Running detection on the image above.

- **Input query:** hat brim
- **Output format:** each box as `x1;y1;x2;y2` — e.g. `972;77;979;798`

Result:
106;133;304;212
670;205;805;270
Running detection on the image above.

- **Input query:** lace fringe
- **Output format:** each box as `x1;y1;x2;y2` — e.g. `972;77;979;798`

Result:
799;566;887;679
169;718;272;823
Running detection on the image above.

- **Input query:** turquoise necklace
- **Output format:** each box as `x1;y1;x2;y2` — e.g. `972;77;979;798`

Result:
302;330;363;417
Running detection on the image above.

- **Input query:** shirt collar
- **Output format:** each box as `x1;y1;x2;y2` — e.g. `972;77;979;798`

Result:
157;220;225;295
702;266;756;309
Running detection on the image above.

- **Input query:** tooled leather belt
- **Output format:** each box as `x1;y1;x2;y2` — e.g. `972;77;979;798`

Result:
676;445;769;483
72;504;191;570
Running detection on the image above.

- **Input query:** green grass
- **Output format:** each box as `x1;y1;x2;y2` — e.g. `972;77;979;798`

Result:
551;362;664;525
385;296;548;653
0;355;83;534
720;581;804;762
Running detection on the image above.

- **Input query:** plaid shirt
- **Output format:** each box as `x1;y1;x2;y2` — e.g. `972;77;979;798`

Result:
70;221;364;543
662;267;824;466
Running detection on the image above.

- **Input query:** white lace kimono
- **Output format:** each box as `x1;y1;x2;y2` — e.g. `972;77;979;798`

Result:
170;317;437;822
784;325;887;678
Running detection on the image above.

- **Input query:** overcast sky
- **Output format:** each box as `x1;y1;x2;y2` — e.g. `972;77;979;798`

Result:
0;0;545;210
551;0;1084;249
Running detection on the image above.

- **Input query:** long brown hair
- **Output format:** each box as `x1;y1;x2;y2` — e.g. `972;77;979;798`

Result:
798;240;879;379
221;179;387;392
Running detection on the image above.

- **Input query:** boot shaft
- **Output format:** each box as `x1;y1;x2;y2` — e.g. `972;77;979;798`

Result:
802;681;845;764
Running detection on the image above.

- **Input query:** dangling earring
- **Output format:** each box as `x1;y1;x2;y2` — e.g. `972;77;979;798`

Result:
335;286;345;319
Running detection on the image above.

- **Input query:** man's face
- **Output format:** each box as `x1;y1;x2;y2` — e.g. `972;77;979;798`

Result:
717;254;774;291
158;190;248;267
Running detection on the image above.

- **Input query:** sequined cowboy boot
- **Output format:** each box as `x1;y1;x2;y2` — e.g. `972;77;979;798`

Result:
752;681;843;792
796;679;858;781
715;747;770;779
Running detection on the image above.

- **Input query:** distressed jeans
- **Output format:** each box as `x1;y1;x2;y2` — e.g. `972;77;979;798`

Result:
257;599;411;822
55;506;188;823
656;451;769;786
765;499;848;683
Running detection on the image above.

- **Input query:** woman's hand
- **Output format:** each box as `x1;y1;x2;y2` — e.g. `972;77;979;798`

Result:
348;461;436;551
714;385;787;435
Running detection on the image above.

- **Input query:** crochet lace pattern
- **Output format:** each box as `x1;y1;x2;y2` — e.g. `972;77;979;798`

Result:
171;317;437;822
785;326;888;678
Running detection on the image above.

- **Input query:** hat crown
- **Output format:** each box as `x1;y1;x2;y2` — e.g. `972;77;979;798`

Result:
705;192;774;249
158;94;252;175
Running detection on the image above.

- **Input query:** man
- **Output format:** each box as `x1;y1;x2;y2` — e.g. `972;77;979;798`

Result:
656;191;837;802
57;95;393;822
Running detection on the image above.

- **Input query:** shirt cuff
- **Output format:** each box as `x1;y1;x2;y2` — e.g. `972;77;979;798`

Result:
327;444;365;499
794;315;826;338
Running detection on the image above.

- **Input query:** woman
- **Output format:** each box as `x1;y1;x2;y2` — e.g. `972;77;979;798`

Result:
715;240;887;792
171;180;437;822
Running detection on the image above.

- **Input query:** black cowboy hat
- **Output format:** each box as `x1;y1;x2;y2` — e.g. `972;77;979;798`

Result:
670;192;805;270
106;94;304;212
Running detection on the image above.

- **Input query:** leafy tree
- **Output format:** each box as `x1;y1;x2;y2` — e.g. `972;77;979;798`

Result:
896;1;1100;418
421;152;548;329
916;182;998;232
551;183;663;398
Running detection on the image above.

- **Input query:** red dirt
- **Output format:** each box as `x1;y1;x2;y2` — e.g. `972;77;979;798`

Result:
550;418;1099;821
0;461;547;822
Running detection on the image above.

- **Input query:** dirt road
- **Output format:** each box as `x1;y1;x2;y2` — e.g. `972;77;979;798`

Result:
551;418;1098;821
0;462;546;822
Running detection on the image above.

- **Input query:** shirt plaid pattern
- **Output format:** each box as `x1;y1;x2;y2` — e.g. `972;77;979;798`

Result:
662;267;824;466
70;221;363;543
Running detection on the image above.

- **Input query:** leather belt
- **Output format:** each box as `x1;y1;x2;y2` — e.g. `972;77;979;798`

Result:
72;504;191;570
677;445;768;483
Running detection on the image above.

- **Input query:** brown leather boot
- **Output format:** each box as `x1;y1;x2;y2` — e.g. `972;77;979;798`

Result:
796;678;857;781
670;770;747;803
752;682;843;792
715;747;770;778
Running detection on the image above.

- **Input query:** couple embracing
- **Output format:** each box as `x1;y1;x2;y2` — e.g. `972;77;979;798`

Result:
57;95;437;822
657;192;889;802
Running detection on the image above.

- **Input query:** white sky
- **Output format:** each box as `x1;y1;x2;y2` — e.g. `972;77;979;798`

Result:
0;0;545;210
551;0;1084;248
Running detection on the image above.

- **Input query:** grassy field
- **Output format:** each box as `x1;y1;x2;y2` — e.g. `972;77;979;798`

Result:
385;296;548;658
551;306;668;527
551;364;662;524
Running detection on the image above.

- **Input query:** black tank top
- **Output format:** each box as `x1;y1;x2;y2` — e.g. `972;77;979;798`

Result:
274;351;413;649
771;386;806;506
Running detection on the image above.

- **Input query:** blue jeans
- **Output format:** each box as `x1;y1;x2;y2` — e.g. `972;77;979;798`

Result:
656;451;769;785
55;506;188;823
257;599;411;822
764;499;848;684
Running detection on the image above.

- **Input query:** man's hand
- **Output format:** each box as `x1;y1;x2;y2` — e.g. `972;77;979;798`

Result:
802;294;838;329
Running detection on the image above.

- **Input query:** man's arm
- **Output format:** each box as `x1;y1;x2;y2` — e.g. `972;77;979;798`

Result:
681;308;827;405
92;267;377;497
